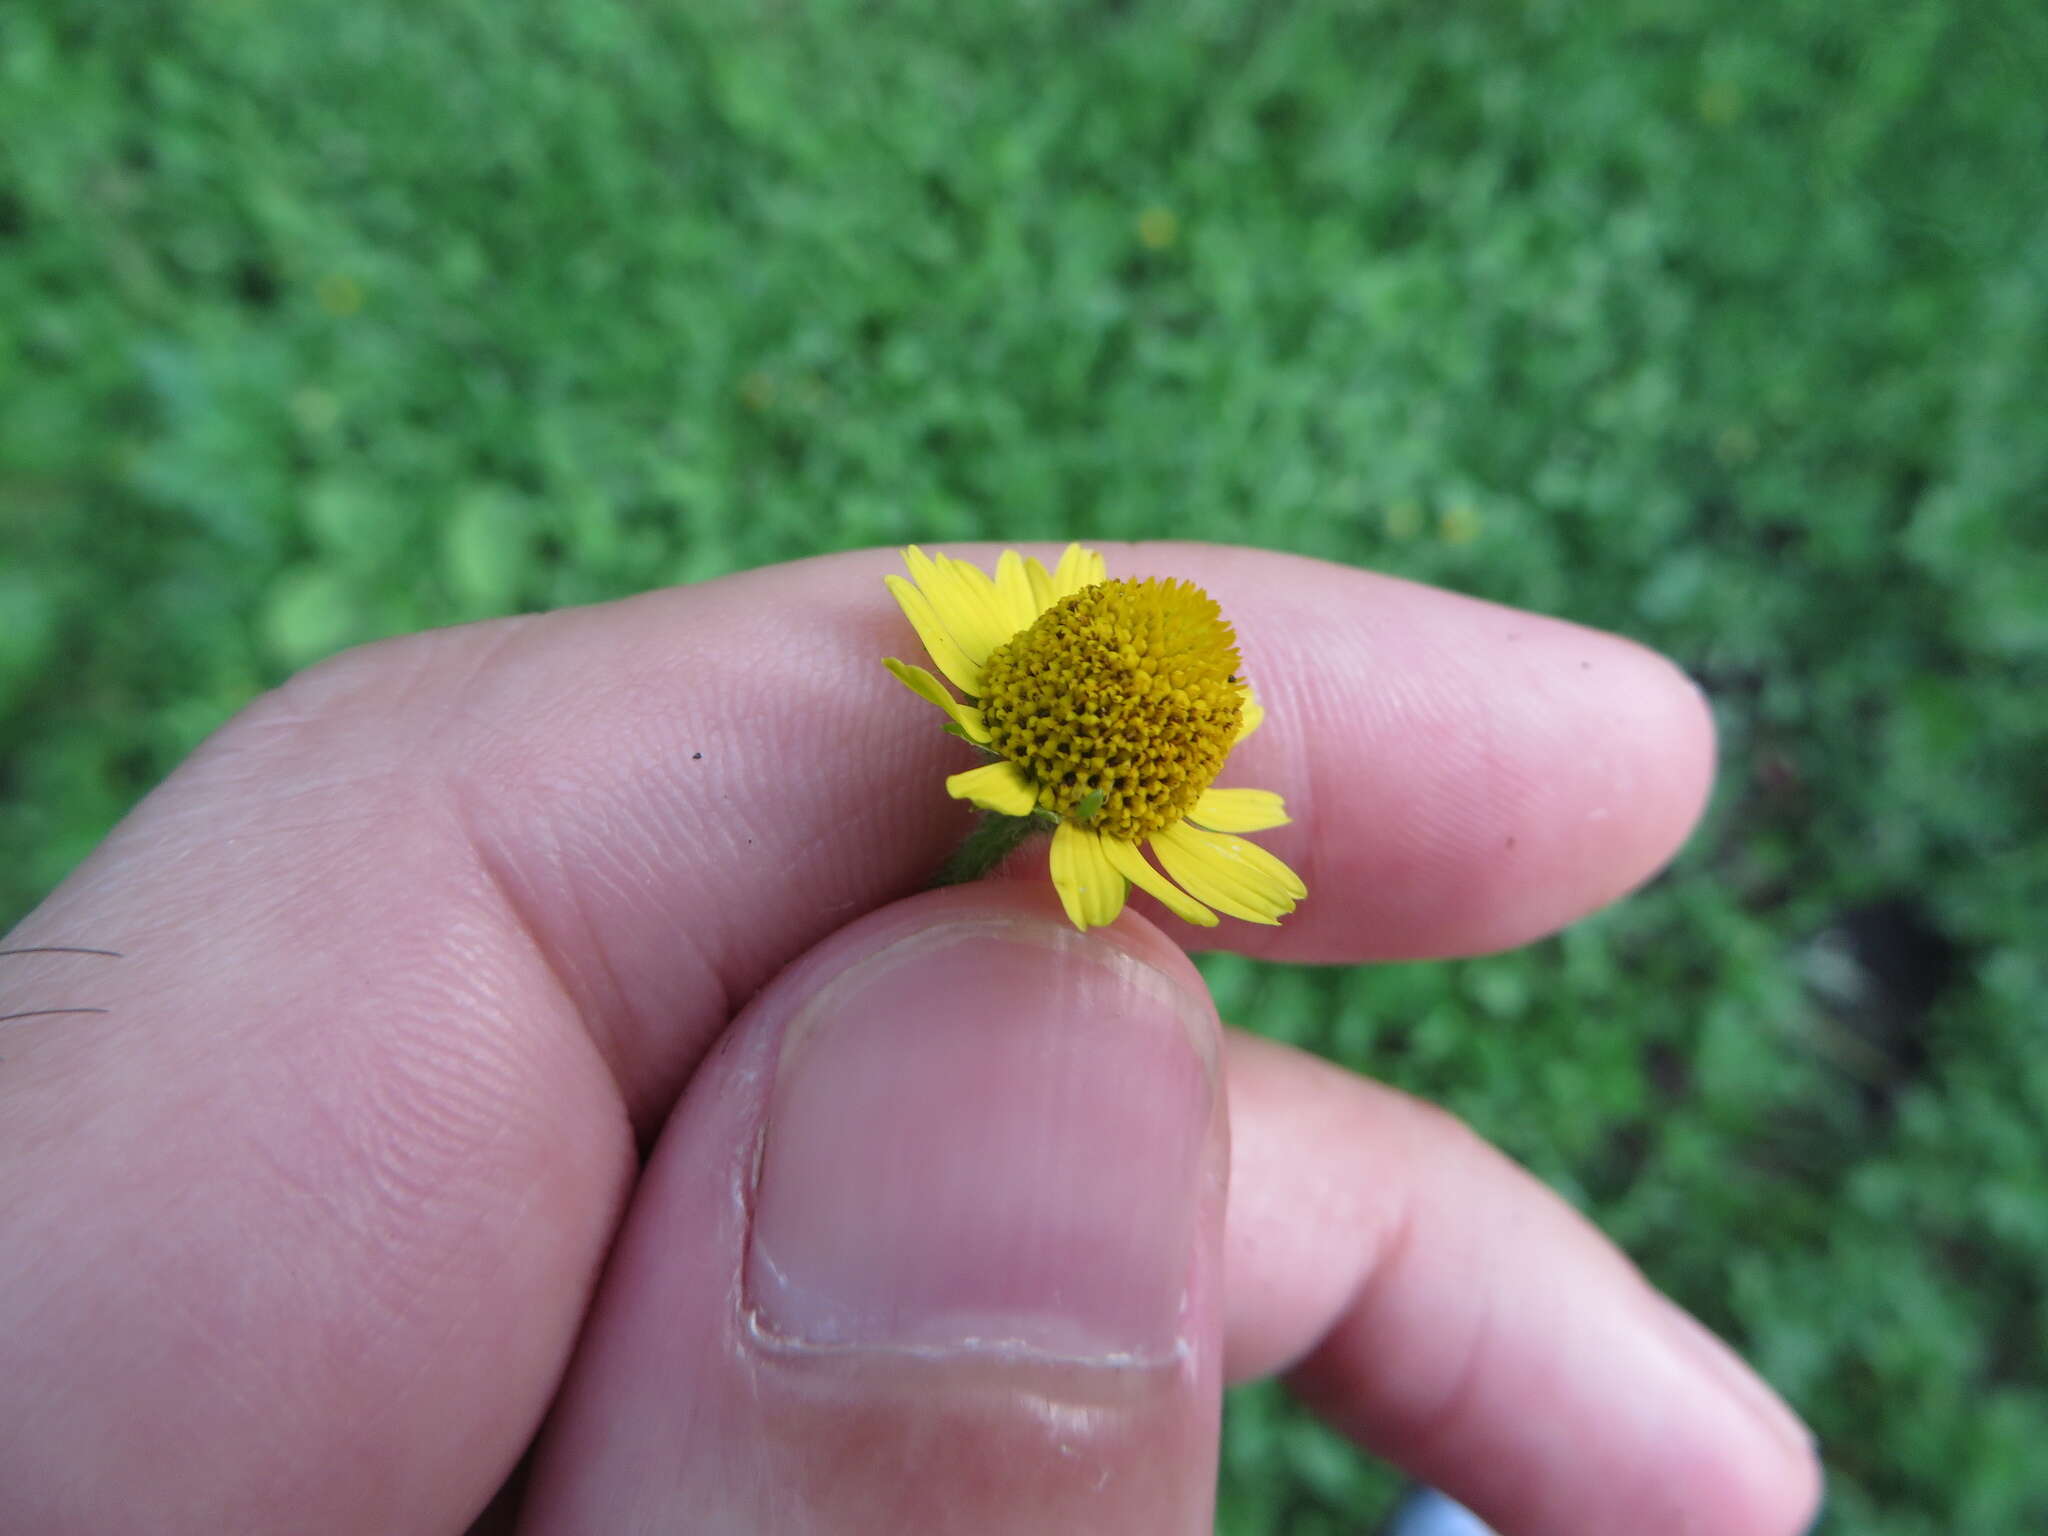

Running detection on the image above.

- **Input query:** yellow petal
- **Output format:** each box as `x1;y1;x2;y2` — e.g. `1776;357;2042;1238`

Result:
1049;821;1129;930
1150;822;1305;925
1100;834;1217;927
882;658;992;743
884;575;984;696
933;551;1023;658
1050;542;1107;599
903;547;1013;668
1022;554;1057;615
992;550;1040;636
1189;787;1290;833
945;761;1040;817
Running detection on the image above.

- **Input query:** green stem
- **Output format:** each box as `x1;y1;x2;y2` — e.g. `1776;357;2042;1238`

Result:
930;812;1043;887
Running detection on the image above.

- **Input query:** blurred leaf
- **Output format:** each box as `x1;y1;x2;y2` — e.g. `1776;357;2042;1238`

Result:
259;565;364;667
442;487;532;615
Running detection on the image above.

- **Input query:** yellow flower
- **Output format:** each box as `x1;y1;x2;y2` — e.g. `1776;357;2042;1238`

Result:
883;544;1307;931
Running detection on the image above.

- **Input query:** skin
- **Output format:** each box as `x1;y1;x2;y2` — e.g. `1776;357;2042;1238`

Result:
0;544;1821;1534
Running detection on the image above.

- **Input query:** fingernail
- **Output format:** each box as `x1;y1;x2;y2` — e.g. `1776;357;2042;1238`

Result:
744;916;1216;1363
1649;1293;1816;1460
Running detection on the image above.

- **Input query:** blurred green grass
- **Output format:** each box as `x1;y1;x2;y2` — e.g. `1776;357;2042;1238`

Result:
4;1;2045;1529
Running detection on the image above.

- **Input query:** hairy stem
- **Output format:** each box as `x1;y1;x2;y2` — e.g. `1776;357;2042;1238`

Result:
930;812;1044;887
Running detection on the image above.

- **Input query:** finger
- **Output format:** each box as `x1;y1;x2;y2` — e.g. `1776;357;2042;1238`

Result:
444;542;1713;1000
1220;1030;1822;1536
516;883;1228;1535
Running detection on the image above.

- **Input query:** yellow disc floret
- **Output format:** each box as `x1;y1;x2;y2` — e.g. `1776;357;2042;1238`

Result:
978;577;1245;839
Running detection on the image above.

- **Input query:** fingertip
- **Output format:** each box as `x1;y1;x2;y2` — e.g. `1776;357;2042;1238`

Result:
1619;637;1719;862
1220;1029;1822;1536
1642;1292;1825;1534
1223;573;1723;961
1547;629;1720;914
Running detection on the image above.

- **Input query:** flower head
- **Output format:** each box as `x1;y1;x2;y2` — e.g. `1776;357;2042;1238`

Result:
884;544;1307;931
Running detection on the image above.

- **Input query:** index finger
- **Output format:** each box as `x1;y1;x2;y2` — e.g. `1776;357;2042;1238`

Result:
440;539;1710;1062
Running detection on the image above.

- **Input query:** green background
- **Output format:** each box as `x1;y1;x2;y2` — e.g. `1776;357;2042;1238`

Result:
4;2;2044;1529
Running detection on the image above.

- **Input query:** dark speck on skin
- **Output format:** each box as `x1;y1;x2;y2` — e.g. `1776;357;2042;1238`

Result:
692;752;703;759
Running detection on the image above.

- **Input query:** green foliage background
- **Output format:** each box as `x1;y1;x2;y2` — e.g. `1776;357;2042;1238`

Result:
4;1;2045;1529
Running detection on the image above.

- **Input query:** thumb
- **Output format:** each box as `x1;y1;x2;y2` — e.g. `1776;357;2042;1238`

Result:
517;882;1228;1535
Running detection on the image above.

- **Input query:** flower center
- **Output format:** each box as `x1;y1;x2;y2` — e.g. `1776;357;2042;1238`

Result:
978;577;1245;839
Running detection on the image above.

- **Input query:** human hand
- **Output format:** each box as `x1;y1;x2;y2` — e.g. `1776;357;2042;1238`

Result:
0;545;1821;1534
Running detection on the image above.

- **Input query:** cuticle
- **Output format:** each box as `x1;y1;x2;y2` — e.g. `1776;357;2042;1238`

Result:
772;915;1211;1073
